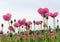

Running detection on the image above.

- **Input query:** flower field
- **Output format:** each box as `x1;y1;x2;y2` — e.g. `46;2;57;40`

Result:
0;8;60;42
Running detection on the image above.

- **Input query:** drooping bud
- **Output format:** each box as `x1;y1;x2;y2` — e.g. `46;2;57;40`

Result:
33;20;35;24
1;23;4;28
14;19;16;22
10;20;13;25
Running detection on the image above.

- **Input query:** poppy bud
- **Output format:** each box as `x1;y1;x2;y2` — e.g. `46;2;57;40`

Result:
1;23;4;27
14;19;16;22
10;20;13;25
33;20;35;24
46;17;48;19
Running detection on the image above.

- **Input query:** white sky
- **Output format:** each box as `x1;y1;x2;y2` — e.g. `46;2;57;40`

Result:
0;0;60;33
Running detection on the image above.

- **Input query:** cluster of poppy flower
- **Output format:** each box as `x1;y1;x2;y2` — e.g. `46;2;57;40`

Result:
38;8;58;18
2;13;43;32
0;8;59;42
2;8;58;31
38;8;58;28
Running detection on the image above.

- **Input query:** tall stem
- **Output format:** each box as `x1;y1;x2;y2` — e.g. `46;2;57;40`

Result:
41;24;42;30
34;24;35;31
2;27;3;33
46;19;48;30
28;29;30;42
18;26;20;33
53;18;55;29
40;24;42;34
43;17;45;29
8;21;10;26
0;34;1;42
38;25;39;30
57;20;59;28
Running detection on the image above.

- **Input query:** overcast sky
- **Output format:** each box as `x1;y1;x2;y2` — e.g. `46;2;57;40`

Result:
0;0;60;33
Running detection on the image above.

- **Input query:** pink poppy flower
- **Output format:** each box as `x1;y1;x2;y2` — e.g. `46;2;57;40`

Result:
23;31;28;36
18;20;21;24
22;35;27;40
25;26;30;30
3;13;12;21
35;21;42;25
18;18;26;25
15;33;20;38
38;8;49;17
50;12;58;18
27;21;32;25
50;35;55;39
30;33;34;38
43;8;49;14
50;32;54;36
21;18;26;24
0;30;3;34
38;8;43;14
2;33;7;38
49;32;55;39
34;31;38;36
8;26;14;31
43;23;47;27
45;12;51;17
14;22;20;27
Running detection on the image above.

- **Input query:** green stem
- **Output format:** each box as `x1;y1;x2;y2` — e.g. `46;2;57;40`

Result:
2;27;3;32
28;30;30;42
8;21;10;26
27;37;30;42
22;26;23;32
53;18;55;29
40;24;42;34
34;37;38;42
43;17;45;29
41;24;42;30
41;24;42;34
18;26;20;33
0;35;1;42
45;34;49;42
9;38;12;42
46;19;48;30
34;24;35;31
18;37;21;42
38;25;39;30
